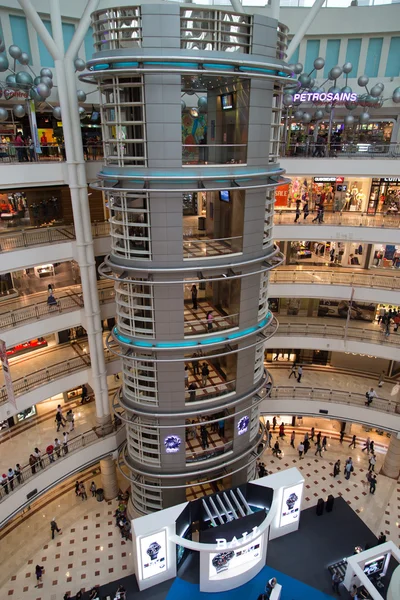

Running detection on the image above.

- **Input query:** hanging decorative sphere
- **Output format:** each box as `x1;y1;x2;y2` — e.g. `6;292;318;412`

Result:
287;64;296;72
325;104;333;114
313;57;325;71
293;110;304;120
298;73;311;88
314;109;324;120
18;52;30;65
77;89;87;102
0;39;6;53
283;93;294;107
36;82;51;99
375;82;384;92
40;68;53;79
330;66;343;80
392;87;400;103
33;76;41;86
40;76;53;89
53;106;62;120
359;112;370;124
16;71;33;88
358;75;369;87
13;104;26;118
6;74;17;89
309;78;315;89
197;96;207;112
369;84;381;98
302;112;312;123
344;114;355;127
293;63;303;75
29;88;41;102
284;81;301;93
9;45;22;59
328;86;341;95
358;93;369;107
74;58;86;72
345;101;358;111
181;99;186;111
0;54;9;72
341;86;352;94
78;106;87;119
0;107;8;121
342;62;353;74
371;97;384;108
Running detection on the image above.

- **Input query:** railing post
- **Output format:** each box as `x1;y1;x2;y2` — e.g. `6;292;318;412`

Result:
35;305;39;319
22;229;27;247
82;434;85;447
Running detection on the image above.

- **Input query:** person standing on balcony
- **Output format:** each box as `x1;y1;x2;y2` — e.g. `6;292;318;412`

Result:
365;388;377;406
201;363;209;387
206;310;213;331
15;464;21;484
7;467;14;491
14;132;25;163
63;432;69;455
47;444;55;463
54;438;61;459
191;284;198;310
1;473;9;494
33;448;44;469
40;132;48;157
297;365;303;383
303;201;309;220
29;454;37;474
294;205;301;223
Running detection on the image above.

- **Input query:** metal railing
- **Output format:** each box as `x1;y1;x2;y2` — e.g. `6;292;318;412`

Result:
270;269;400;291
186;439;233;463
180;8;252;54
182;144;247;166
0;346;117;404
184;312;239;335
91;6;142;51
185;379;236;403
0;221;110;253
274;210;400;229
280;141;400;159
269;385;397;415
274;322;400;348
0;422;123;502
280;0;399;6
0;143;104;163
183;235;243;259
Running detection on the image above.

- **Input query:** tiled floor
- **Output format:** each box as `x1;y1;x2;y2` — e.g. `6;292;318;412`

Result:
184;300;235;335
183;237;236;258
186;358;231;401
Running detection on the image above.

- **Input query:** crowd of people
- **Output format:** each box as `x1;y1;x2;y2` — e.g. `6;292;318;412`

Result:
114;491;131;541
377;307;400;338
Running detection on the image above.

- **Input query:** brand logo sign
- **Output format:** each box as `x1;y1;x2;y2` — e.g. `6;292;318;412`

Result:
293;92;358;103
0;88;29;101
314;177;344;183
216;526;259;549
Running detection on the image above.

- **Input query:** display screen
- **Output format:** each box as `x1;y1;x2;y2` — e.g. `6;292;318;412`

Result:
164;435;181;454
279;483;302;527
363;555;386;577
221;93;234;110
209;536;262;581
139;530;167;580
219;190;230;202
237;415;249;436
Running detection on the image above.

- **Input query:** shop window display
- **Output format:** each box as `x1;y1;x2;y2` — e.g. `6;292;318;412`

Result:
370;243;400;269
289;241;366;268
280;177;370;213
368;178;400;215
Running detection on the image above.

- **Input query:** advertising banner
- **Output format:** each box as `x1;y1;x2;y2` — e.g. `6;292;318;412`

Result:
279;483;303;528
209;537;263;580
317;299;375;322
275;184;289;207
0;339;16;407
28;100;42;154
139;530;167;580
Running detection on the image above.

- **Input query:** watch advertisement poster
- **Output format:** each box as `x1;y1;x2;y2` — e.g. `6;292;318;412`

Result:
140;530;167;580
279;484;302;528
209;537;262;581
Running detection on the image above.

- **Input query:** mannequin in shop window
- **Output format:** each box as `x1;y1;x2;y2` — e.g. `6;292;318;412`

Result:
348;254;360;266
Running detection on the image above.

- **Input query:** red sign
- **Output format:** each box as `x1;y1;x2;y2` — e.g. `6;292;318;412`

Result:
336;177;344;184
275;184;290;207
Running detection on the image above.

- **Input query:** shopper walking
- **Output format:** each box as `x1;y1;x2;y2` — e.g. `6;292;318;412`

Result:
66;409;75;432
206;310;213;331
75;480;80;497
310;427;315;441
315;442;323;458
294;205;300;223
303;201;309;220
339;430;344;444
90;482;97;497
345;458;353;480
290;430;295;448
365;388;377;406
370;440;375;454
331;571;341;595
79;482;88;500
191;284;198;310
50;518;61;539
35;564;44;587
368;454;376;472
288;362;296;379
29;453;37;475
333;459;341;478
201;362;209;387
272;440;282;458
369;474;377;495
297;365;303;383
303;438;310;455
63;432;69;455
361;437;371;453
272;416;277;430
279;423;285;438
348;434;356;449
322;436;327;452
54;438;61;459
297;441;304;459
80;383;89;404
315;431;321;447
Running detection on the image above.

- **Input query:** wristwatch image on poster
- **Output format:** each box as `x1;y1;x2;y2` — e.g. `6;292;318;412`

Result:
209;538;263;580
140;530;167;579
279;484;303;528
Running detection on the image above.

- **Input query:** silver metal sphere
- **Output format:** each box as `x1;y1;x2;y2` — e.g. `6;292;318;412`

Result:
74;58;86;72
15;71;33;88
344;114;355;127
40;76;53;89
181;100;186;111
293;110;304;120
197;96;207;111
328;86;341;95
298;73;311;88
313;57;325;71
392;87;400;103
0;54;9;72
341;86;353;94
6;74;17;89
13;104;26;118
76;89;87;103
314;109;325;120
302;112;312;124
0;107;8;122
34;76;41;86
36;82;51;99
345;101;358;111
309;78;315;89
359;112;370;124
358;75;369;87
53;106;62;120
330;66;343;80
18;52;30;65
0;39;6;53
375;83;384;92
370;84;383;98
40;68;53;79
324;104;333;114
358;93;369;107
293;63;303;75
78;106;87;119
283;93;294;107
8;45;22;59
287;64;296;72
342;62;353;74
29;88;41;102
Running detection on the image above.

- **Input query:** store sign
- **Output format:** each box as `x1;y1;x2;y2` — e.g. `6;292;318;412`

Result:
139;530;167;579
164;435;181;453
0;88;29;101
381;178;400;183
209;536;262;580
314;177;344;183
0;339;16;408
275;184;289;207
279;483;302;528
293;92;358;103
237;415;249;436
216;526;259;549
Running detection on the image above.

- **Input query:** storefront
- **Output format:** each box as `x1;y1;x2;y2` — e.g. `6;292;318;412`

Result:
368;178;400;215
370;243;400;269
288;240;367;268
279;177;370;212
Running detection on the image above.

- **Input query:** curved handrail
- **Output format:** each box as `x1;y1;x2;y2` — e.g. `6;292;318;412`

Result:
0;421;124;503
270;269;400;291
273;322;400;348
274;210;400;230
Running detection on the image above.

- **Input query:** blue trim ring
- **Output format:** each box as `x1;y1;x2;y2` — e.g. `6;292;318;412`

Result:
112;313;272;351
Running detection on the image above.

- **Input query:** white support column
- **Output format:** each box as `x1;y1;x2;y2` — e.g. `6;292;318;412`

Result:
286;0;325;62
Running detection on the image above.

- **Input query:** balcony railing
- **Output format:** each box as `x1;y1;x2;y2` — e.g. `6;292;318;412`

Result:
0;144;104;163
0;346;117;404
184;313;239;336
183;236;243;259
270;269;400;291
269;385;397;415
182;144;247;166
274;210;400;229
274;322;400;348
180;8;252;54
185;379;236;404
186;439;233;463
280;141;400;159
0;422;123;502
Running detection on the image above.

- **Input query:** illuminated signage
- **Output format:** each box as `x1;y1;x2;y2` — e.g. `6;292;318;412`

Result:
279;484;303;528
209;536;263;580
139;530;167;580
216;526;259;550
314;177;344;183
237;416;249;436
293;92;358;103
164;435;181;453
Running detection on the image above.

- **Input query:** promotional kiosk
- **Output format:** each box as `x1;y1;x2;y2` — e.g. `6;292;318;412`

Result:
131;468;304;593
